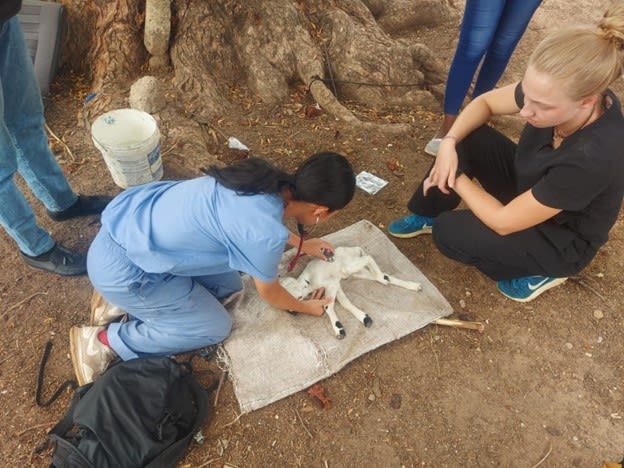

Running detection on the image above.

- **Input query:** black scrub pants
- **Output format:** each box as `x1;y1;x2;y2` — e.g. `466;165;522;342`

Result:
407;125;583;281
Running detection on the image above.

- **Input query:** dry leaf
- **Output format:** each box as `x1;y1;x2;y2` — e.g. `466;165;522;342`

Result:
307;383;331;409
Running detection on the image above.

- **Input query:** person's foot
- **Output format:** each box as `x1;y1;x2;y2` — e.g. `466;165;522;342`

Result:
90;290;126;326
497;276;568;302
47;195;113;221
69;326;116;386
424;137;442;156
388;214;433;238
21;243;87;276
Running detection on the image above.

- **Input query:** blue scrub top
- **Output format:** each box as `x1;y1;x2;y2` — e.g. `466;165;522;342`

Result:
101;176;289;282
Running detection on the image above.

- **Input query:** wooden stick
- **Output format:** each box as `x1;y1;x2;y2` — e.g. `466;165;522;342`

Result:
196;457;222;468
433;318;485;333
294;408;313;438
0;291;48;321
45;123;75;161
214;370;227;406
16;421;54;437
531;441;552;468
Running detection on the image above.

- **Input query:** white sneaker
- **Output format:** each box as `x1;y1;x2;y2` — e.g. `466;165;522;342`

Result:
424;137;442;156
90;290;126;326
70;326;116;386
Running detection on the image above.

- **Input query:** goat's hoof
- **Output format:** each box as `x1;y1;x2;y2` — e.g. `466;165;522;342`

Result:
334;321;346;339
363;315;373;328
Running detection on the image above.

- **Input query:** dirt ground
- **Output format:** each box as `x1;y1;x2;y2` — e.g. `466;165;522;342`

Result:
1;1;623;467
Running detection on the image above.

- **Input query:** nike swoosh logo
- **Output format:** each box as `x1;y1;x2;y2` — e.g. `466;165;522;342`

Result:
85;330;101;357
528;278;550;291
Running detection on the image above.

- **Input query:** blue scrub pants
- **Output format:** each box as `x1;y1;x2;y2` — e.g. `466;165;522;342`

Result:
0;17;77;255
87;229;240;360
444;0;542;115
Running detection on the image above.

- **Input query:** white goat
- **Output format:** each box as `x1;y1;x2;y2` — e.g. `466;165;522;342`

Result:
280;246;422;338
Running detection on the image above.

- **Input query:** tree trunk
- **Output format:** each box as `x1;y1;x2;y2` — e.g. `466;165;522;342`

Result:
58;0;452;132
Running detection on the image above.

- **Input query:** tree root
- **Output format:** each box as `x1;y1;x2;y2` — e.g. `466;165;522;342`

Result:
308;78;411;135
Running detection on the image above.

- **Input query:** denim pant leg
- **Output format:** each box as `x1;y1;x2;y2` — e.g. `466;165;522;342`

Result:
472;0;542;97
87;230;234;360
0;17;77;221
0;20;52;254
443;0;506;114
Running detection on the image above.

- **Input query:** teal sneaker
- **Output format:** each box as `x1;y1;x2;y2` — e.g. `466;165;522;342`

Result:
388;214;433;238
497;276;567;302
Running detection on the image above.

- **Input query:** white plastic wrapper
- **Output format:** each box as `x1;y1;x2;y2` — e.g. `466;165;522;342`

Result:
355;171;388;195
227;136;249;152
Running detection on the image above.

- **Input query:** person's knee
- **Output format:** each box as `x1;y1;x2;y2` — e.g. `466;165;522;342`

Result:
433;211;503;269
219;312;234;338
204;309;233;344
431;211;468;261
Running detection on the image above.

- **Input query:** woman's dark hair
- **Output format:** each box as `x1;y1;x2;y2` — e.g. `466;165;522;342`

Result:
205;152;355;211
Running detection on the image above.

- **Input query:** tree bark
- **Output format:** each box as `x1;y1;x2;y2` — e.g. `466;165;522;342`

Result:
59;0;452;131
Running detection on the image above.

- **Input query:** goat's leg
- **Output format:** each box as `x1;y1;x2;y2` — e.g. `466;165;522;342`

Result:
336;287;373;328
323;285;346;339
324;302;345;339
381;274;422;291
352;256;422;292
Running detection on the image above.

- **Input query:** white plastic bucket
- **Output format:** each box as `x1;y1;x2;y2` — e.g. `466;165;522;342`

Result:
91;108;163;188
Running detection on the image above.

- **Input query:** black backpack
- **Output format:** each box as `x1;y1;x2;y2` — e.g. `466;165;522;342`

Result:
36;342;215;468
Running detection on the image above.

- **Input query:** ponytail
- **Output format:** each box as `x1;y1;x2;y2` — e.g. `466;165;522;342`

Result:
205;152;355;211
204;158;294;195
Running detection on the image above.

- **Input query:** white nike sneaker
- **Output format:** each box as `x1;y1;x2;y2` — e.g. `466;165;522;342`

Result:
70;326;116;386
424;137;442;156
90;290;126;326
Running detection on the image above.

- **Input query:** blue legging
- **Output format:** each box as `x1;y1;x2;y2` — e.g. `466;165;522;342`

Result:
444;0;542;115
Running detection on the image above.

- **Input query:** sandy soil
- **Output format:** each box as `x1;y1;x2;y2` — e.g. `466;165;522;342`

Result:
0;1;622;467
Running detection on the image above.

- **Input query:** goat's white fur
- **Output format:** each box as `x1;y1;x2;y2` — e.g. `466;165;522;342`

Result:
280;246;422;338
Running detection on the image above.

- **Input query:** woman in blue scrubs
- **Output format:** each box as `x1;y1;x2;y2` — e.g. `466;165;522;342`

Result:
70;152;355;385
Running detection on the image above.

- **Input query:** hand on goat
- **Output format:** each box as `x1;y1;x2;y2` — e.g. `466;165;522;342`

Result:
300;287;333;317
301;238;335;261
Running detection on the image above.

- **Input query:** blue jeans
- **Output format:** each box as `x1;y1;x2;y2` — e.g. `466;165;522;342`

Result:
443;0;542;115
87;229;239;360
0;17;77;256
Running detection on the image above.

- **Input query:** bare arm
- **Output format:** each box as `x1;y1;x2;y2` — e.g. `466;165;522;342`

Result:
451;175;561;235
426;83;523;195
253;277;331;316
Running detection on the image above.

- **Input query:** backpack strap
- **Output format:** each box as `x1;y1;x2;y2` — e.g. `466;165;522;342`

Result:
35;341;78;407
33;341;91;465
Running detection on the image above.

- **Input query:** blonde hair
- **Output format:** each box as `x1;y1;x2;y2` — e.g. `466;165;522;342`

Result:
528;2;624;100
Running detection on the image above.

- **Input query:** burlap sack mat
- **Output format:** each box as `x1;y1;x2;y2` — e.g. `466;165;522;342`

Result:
220;219;453;413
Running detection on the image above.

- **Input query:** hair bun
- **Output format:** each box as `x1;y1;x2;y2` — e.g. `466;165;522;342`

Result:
597;4;624;50
597;24;624;49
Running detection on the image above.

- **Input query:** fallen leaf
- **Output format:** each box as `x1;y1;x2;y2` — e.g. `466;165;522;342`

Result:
307;383;331;409
305;104;324;118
